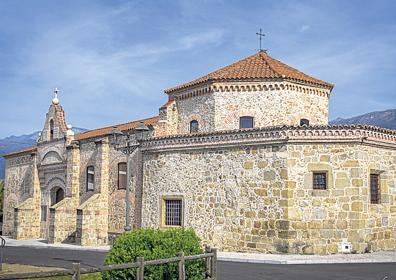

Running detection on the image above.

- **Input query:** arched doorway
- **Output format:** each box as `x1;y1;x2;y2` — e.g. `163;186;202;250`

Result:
50;187;64;206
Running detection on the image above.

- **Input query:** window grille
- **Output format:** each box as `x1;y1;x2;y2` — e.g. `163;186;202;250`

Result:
87;166;95;191
118;162;127;190
313;172;327;189
370;174;380;204
239;116;254;129
190;120;199;133
164;199;182;226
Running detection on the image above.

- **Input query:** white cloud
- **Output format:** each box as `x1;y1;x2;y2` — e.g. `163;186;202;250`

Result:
299;25;310;32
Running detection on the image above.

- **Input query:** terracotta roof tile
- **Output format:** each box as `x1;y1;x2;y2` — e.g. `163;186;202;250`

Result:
2;146;37;158
165;51;333;93
74;116;160;141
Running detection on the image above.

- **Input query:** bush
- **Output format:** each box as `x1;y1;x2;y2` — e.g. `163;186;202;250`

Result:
102;228;205;280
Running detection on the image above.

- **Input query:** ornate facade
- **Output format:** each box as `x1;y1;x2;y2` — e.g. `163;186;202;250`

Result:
3;51;396;254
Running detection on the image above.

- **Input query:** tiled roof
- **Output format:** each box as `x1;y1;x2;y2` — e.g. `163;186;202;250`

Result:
2;146;37;158
165;51;333;93
74;116;160;141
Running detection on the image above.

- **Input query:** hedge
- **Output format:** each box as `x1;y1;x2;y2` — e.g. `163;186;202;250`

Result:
102;228;205;280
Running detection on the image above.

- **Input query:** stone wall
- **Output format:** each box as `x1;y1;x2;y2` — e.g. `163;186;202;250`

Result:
48;143;81;244
286;143;396;254
108;147;132;233
12;154;41;239
141;125;396;254
171;82;329;135
3;153;35;236
156;100;178;137
212;83;329;130
76;140;109;246
142;144;290;252
176;93;215;134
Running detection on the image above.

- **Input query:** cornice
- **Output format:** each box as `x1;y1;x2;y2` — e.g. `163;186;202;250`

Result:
141;125;396;152
171;80;330;101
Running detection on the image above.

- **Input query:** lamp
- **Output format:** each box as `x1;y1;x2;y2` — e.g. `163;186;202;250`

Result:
135;122;150;141
110;126;124;146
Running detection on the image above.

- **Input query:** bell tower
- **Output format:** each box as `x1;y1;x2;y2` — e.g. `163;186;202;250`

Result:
38;88;69;143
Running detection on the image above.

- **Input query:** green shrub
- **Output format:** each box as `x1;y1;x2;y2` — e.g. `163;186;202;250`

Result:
102;228;205;280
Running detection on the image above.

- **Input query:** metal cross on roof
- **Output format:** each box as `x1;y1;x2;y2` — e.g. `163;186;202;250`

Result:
54;87;59;99
256;28;267;52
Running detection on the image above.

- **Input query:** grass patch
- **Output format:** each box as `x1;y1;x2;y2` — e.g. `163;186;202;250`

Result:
0;263;101;280
0;263;63;274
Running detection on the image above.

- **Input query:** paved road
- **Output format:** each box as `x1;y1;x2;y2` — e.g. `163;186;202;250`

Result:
3;246;396;280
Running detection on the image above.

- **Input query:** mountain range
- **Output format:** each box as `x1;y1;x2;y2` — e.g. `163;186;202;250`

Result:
0;127;87;179
329;109;396;129
0;109;395;179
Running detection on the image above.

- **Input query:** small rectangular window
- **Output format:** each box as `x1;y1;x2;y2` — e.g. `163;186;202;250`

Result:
87;166;95;191
239;116;254;129
118;162;127;190
41;205;47;222
163;199;182;227
370;174;380;204
313;172;327;189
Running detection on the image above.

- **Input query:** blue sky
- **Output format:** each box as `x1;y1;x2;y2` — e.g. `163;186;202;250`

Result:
0;0;395;137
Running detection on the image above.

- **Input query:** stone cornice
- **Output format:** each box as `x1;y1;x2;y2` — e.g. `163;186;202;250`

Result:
141;125;396;152
171;80;331;101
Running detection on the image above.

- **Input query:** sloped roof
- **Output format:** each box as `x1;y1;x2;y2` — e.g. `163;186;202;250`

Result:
74;116;160;141
165;51;333;93
2;146;37;158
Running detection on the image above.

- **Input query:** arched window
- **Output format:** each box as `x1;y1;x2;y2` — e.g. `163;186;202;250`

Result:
87;166;95;191
49;119;54;141
118;162;127;190
239;116;254;129
300;118;310;126
190;120;199;133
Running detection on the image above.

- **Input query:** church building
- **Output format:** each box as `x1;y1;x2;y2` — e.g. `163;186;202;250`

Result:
3;51;396;254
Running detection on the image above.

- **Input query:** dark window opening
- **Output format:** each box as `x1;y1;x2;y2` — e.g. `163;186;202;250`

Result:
239;116;254;129
49;119;54;141
55;188;64;204
50;187;64;206
370;174;380;204
300;118;310;126
313;172;327;189
190;120;199;133
164;199;182;226
87;166;95;191
118;162;127;190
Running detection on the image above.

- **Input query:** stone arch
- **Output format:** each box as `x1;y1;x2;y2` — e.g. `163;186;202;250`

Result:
41;151;63;165
44;177;66;205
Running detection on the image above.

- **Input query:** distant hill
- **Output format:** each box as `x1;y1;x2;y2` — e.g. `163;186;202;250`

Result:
0;127;87;179
330;109;396;129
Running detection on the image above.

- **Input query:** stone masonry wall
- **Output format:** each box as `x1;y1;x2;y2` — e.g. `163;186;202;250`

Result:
76;140;109;246
213;85;329;131
176;93;215;134
48;143;80;244
3;153;37;236
286;143;396;254
108;147;133;234
142;144;290;252
13;155;41;239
